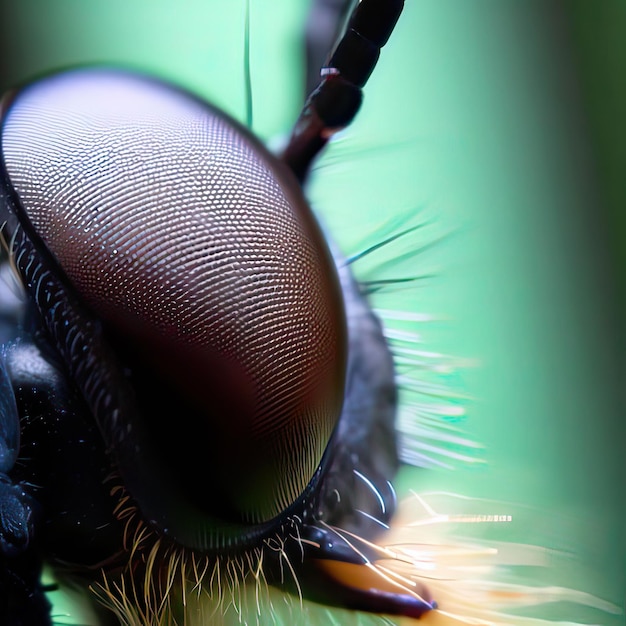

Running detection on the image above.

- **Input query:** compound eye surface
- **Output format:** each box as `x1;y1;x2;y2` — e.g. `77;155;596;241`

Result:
1;69;347;546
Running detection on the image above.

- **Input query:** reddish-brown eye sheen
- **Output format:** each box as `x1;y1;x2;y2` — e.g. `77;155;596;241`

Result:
1;69;347;541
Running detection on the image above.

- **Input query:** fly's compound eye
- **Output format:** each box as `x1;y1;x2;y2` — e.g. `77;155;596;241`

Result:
0;69;347;551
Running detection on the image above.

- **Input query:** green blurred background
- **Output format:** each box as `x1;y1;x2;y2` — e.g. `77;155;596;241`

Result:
0;1;624;624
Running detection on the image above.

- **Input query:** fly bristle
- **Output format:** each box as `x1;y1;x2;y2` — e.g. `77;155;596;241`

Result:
91;483;304;625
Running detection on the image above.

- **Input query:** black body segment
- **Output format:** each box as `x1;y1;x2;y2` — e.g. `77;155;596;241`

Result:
0;332;125;623
0;356;19;474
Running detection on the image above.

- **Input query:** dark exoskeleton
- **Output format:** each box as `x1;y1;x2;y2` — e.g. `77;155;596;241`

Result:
0;1;435;623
